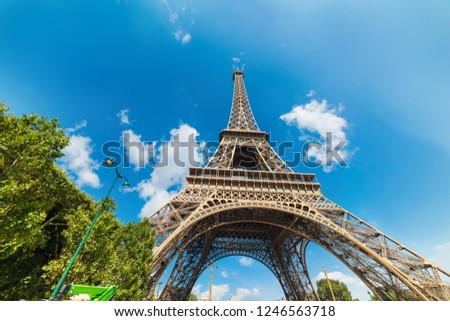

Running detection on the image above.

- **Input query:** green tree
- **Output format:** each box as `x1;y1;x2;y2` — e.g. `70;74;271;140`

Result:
369;290;399;301
1;103;82;299
0;104;155;300
42;201;155;300
316;278;353;301
369;292;379;301
189;293;198;301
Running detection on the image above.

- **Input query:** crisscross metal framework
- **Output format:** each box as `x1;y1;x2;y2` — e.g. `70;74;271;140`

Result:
147;71;450;301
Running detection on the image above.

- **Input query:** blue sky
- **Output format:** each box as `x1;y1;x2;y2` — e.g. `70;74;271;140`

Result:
1;0;450;300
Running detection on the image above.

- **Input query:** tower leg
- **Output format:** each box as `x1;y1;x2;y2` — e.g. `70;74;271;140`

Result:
159;234;212;300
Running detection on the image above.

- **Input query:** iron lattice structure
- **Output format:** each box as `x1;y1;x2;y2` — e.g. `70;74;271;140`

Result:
148;70;450;301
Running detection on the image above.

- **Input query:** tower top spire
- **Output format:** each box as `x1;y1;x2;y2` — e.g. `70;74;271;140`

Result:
232;70;244;81
227;70;259;131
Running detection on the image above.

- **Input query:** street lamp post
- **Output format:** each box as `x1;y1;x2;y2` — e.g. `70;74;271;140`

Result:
208;264;218;301
322;265;336;301
49;158;129;300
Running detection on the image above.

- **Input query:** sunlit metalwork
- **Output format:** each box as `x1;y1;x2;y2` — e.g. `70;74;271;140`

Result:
148;71;450;301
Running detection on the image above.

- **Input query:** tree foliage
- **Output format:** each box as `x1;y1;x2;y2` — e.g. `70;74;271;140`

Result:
316;278;353;301
42;202;155;301
0;104;155;300
369;290;400;301
188;293;198;301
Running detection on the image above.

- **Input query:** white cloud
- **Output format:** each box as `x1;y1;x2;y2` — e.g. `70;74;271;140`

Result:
135;123;203;218
163;1;196;45
233;287;260;300
430;242;450;273
139;189;176;218
281;99;347;141
117;109;131;125
280;99;352;172
314;271;369;300
239;257;254;266
173;29;191;45
173;29;183;41
199;284;230;301
220;270;229;278
192;284;202;296
434;242;450;253
232;53;246;71
60;135;100;188
306;89;316;97
122;129;153;170
65;119;87;134
181;33;191;45
169;11;178;23
194;284;261;301
314;271;358;285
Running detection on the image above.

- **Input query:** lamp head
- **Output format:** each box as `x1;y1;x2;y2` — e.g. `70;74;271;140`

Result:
122;180;130;188
105;158;115;167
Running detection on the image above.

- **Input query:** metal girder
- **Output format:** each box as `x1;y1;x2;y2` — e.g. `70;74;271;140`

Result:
157;222;317;301
147;71;450;301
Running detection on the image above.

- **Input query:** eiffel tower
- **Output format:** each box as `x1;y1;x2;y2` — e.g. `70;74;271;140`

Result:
148;70;450;301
